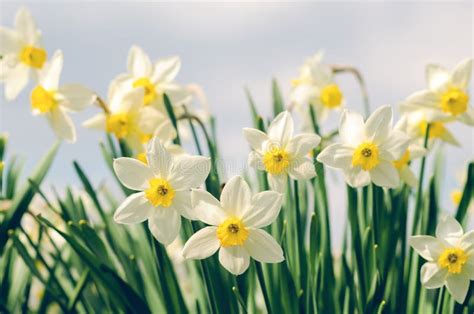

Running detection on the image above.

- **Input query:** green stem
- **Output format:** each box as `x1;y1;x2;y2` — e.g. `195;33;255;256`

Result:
255;261;272;314
435;287;446;314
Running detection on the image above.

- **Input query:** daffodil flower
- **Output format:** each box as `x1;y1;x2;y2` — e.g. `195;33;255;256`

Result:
112;137;211;245
83;85;172;151
290;51;345;123
400;59;473;126
317;105;411;188
409;216;474;303
111;45;191;111
182;176;284;275
243;111;321;192
30;50;95;143
0;7;47;100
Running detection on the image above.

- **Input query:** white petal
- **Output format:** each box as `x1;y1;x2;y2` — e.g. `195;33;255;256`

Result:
48;108;76;143
160;83;192;106
244;229;284;263
436;216;463;240
446;274;470;304
267;111;294;146
182;227;220;260
426;64;450;91
114;192;153;224
339;110;365;145
420;262;447;289
82;113;106;130
316;143;353;169
365;105;393;144
4;64;29;101
460;230;474;253
148;208;181;245
219;246;250;275
191;189;227;226
242;191;283;228
379;131;411;160
248;151;264;171
409;145;428;160
113;157;153;190
288;157;316;180
459;107;474;126
220;176;252;217
451;58;472;89
344;167;370;188
0;27;21;54
267;173;287;193
41;50;63;90
286;133;321;156
147;137;172;178
15;7;38;44
152;56;181;83
369;161;400;188
127;45;152;78
138;106;166;134
58;84;96;112
243;128;268;152
409;235;445;261
154;118;177;142
170;190;194;220
399;166;418;188
169;155;211;190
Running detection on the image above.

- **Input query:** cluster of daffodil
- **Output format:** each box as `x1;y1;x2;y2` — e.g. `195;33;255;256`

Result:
1;7;473;314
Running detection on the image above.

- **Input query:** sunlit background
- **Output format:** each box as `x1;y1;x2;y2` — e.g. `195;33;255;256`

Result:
1;2;473;246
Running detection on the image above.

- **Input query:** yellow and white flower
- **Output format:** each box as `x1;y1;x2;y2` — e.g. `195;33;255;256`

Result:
409;216;474;303
243;111;321;192
0;7;47;100
83;84;172;151
182;176;284;275
317;105;411;188
112;137;211;245
30;50;95;143
111;45;191;112
400;59;473;126
290;51;345;122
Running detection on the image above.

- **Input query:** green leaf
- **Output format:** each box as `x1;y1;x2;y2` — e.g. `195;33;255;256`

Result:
455;162;473;225
271;79;284;117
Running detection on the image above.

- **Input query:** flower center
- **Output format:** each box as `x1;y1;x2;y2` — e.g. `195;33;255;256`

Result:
31;86;58;113
440;88;468;116
263;147;290;175
19;46;47;68
145;178;175;207
451;190;462;206
319;84;343;108
106;113;134;139
216;217;249;247
438;248;467;274
418;120;446;139
133;78;157;106
352;142;380;171
393;149;410;169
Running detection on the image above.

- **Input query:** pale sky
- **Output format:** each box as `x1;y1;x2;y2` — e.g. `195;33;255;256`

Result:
1;2;473;243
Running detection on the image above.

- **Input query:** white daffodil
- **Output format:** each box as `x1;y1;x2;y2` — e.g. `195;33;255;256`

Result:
400;59;473;126
409;216;474;303
30;50;95;143
112;137;211;245
111;45;191;112
83;84;173;151
391;117;428;187
182;176;284;275
243;111;321;192
0;7;47;100
317;105;411;188
290;51;345;123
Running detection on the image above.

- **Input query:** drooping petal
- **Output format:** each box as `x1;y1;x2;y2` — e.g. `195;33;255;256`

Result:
436;216;464;240
339;110;365;145
365;105;393;144
218;246;250;275
446;274;470;304
147;137;172;179
267;173;287;193
286;133;321;156
316;143;353;169
343;167;370;188
169;155;211;190
220;176;252;217
369;160;400;188
114;192;153;224
191;189;227;226
41;50;63;90
58;84;96;112
4;64;29;101
243;128;268;152
170;190;194;220
148;207;181;245
399;166;418;188
113;157;153;191
242;191;283;228
244;229;284;263
459;107;474;126
48;107;76;143
127;45;152;78
288;157;316;180
426;64;450;91
420;262;447;289
82;113;106;130
267;111;294;146
451;58;472;89
182;227;220;260
15;7;38;44
152;56;181;83
409;235;445;261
